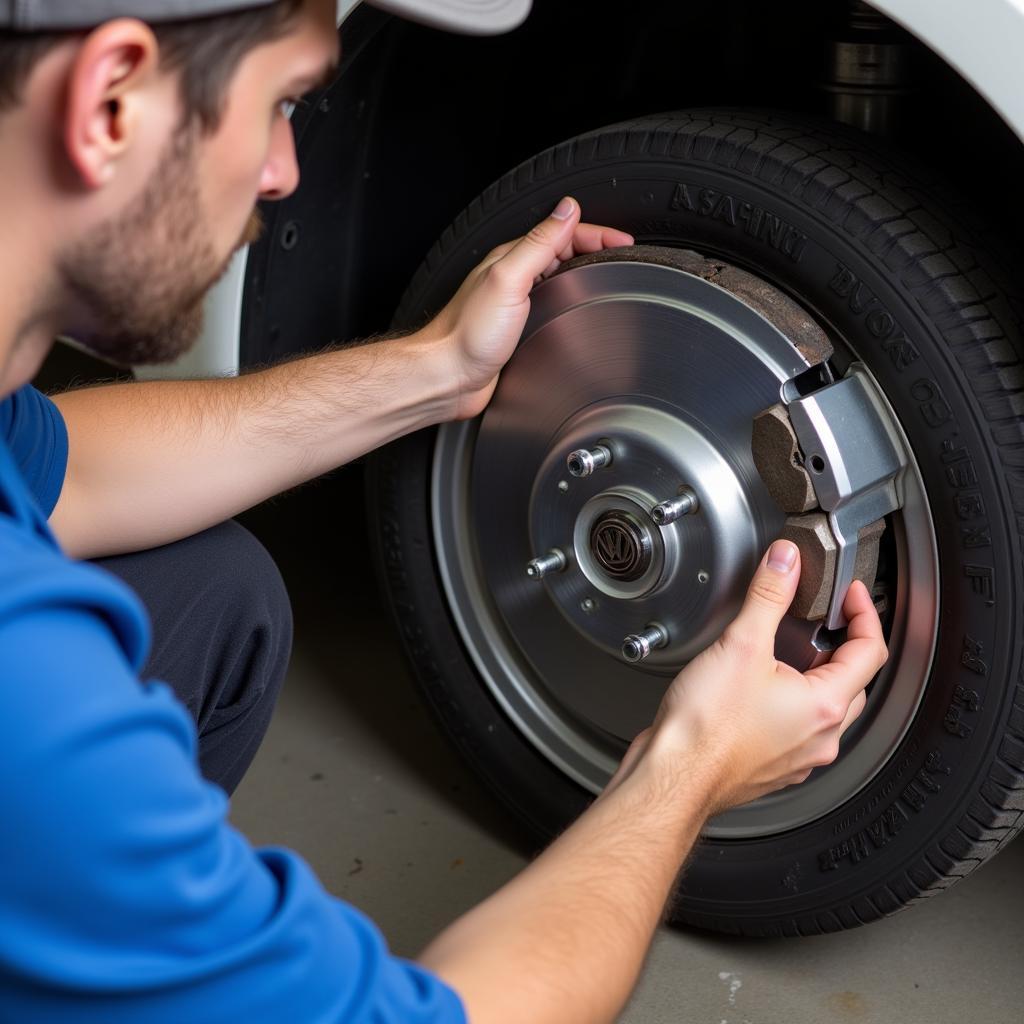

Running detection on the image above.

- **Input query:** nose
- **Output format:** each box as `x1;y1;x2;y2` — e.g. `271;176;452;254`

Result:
258;116;300;201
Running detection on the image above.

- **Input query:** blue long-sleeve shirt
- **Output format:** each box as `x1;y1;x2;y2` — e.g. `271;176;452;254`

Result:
0;385;465;1023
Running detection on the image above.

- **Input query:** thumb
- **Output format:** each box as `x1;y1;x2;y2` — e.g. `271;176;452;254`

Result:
731;539;801;643
492;197;580;296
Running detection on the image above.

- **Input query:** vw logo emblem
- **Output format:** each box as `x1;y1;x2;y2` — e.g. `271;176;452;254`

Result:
589;511;652;582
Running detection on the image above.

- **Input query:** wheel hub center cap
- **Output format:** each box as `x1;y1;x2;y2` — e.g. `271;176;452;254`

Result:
589;511;651;581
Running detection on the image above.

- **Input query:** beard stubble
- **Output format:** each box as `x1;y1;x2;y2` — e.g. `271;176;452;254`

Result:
60;128;257;367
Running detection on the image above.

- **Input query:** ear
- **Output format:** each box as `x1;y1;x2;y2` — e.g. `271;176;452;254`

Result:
63;19;160;190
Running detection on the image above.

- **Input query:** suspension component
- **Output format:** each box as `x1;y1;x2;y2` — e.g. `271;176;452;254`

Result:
621;623;669;663
566;444;612;478
753;365;906;629
823;0;912;137
526;548;567;580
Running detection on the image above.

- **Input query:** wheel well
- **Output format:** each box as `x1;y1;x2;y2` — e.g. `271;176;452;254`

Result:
241;0;1024;366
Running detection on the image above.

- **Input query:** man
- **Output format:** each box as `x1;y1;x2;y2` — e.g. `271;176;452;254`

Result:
0;0;887;1021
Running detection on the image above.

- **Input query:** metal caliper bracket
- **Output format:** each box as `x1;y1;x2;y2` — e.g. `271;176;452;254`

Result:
755;365;908;630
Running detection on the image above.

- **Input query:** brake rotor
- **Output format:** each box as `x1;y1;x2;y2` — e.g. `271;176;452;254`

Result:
472;246;838;675
432;245;938;837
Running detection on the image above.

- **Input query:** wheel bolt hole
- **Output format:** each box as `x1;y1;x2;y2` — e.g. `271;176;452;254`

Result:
809;454;826;474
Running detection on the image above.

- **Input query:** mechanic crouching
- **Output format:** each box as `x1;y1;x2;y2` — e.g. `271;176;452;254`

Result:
0;1;887;1020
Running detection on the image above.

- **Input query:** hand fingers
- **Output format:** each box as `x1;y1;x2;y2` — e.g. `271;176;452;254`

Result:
481;239;517;269
838;688;867;737
489;196;583;299
807;581;888;699
554;223;634;262
725;539;801;647
842;578;885;643
537;224;635;283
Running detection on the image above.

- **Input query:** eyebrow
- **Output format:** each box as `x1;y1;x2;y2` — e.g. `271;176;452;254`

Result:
294;59;340;95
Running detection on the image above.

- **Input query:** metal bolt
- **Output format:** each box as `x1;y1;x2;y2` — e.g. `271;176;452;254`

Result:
651;487;699;525
526;549;567;580
580;598;597;614
566;444;612;478
621;623;669;663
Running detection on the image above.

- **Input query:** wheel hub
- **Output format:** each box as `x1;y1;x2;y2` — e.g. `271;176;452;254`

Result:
532;402;758;664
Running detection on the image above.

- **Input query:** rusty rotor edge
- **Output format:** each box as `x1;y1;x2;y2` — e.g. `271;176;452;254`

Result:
553;245;835;368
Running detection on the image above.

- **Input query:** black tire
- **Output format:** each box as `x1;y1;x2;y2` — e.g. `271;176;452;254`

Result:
368;110;1024;936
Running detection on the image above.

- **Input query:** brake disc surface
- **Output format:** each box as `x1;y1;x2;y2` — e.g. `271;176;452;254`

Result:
432;247;938;837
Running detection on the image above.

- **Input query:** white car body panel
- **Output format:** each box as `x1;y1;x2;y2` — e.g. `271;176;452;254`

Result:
139;0;1024;382
873;0;1024;144
135;248;248;381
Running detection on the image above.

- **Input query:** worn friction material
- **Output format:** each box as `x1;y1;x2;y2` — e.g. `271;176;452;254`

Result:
781;513;887;620
557;245;834;367
781;513;837;620
752;404;817;513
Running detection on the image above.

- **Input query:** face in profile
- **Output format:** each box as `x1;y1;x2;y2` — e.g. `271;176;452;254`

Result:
59;125;262;367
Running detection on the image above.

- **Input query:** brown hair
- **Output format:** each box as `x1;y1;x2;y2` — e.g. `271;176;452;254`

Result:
0;0;306;131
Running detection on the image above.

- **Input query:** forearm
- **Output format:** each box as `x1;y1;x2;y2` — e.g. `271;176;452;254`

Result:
49;332;455;558
420;734;714;1024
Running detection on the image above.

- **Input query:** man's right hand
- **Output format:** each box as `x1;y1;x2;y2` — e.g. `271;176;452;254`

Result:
619;538;888;814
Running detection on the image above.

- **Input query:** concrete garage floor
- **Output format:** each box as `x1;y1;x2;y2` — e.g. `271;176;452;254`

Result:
232;473;1024;1024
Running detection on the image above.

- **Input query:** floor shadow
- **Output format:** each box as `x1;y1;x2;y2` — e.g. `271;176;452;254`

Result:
240;469;534;857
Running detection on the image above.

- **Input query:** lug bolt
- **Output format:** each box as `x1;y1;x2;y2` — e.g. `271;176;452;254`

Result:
566;444;612;478
526;549;567;580
621;623;669;663
651;487;698;525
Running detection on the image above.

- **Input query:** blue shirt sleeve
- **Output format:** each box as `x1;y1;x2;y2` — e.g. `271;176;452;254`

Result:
0;385;69;517
0;537;465;1023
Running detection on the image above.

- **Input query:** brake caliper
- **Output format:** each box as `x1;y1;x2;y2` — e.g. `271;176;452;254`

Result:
753;365;907;629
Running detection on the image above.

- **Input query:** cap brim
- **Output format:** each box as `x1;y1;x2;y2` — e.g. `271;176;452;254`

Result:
365;0;531;35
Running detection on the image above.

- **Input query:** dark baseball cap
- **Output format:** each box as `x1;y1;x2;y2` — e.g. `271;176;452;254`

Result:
0;0;532;35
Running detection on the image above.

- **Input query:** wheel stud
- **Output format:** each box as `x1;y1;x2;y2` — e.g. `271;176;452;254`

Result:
566;444;612;478
621;623;669;663
651;487;698;525
526;549;567;580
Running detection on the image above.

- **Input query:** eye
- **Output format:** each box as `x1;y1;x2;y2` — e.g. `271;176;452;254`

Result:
279;96;309;119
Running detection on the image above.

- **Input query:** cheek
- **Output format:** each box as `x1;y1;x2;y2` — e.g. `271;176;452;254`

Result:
227;136;273;201
205;119;274;212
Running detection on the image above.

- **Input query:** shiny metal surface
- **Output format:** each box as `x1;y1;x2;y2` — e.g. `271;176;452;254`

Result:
823;3;911;136
622;624;669;664
788;367;908;628
567;445;612;478
571;488;671;606
590;510;653;582
431;252;938;837
525;549;566;581
651;488;699;526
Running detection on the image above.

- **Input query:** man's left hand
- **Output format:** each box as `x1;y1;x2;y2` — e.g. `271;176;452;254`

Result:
424;196;634;421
